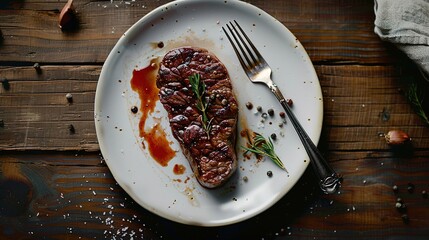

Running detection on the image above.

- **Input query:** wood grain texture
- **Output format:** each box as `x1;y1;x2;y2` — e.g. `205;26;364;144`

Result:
0;65;98;150
1;64;428;151
0;0;390;64
1;151;429;239
1;0;429;239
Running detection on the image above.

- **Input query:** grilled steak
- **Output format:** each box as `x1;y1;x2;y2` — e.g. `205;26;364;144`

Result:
157;47;238;188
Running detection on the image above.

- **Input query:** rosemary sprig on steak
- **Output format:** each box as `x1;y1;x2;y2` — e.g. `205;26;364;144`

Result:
242;131;287;172
189;73;213;138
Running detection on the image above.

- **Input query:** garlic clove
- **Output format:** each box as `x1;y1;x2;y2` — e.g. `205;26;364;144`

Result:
385;130;411;145
59;0;76;30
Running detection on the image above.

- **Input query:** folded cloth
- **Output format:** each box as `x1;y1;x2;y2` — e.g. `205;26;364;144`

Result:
374;0;429;81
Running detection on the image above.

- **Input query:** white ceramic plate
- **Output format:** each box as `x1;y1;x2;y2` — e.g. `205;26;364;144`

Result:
95;0;323;226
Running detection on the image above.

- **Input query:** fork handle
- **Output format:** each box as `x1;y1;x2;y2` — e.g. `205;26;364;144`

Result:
269;84;341;194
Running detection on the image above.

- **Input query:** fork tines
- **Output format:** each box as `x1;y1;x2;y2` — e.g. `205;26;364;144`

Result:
223;20;266;71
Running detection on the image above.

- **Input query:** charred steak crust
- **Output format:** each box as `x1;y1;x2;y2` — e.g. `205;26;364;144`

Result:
157;47;238;188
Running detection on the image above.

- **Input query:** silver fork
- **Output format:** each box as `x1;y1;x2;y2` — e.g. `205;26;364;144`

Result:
223;20;341;194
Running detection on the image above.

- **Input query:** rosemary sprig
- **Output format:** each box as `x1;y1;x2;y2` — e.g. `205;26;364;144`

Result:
406;82;429;125
189;73;213;138
242;131;287;172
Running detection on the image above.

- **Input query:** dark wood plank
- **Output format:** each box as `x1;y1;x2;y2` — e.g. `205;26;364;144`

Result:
1;0;429;239
1;151;429;239
0;152;157;239
0;0;390;64
0;65;99;150
317;64;429;150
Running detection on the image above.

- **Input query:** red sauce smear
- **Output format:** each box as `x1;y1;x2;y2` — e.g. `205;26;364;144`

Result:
130;59;159;136
173;164;186;175
130;58;176;166
145;123;175;167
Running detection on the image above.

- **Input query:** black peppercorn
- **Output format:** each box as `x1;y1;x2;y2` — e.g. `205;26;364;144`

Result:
279;112;286;118
267;171;273;177
401;214;409;224
66;93;73;103
68;124;75;134
267;108;274;116
1;78;10;90
395;202;402;209
131;106;138;114
407;183;415;193
395;200;407;213
33;63;42;74
256;106;262;112
271;133;277;140
245;102;253;110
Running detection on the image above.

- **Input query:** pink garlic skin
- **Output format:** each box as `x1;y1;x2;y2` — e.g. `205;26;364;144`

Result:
385;130;411;145
59;0;75;30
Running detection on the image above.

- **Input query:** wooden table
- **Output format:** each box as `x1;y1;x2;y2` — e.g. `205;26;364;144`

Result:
1;0;429;239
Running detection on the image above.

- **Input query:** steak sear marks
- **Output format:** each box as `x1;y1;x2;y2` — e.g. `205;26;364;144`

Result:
157;47;238;188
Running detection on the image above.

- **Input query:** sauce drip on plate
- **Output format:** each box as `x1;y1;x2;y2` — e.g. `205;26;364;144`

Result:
130;58;159;135
130;58;176;166
145;123;175;166
173;164;186;175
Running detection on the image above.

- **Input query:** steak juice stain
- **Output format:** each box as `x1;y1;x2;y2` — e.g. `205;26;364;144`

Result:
130;58;176;166
145;123;175;167
173;164;186;175
130;58;159;134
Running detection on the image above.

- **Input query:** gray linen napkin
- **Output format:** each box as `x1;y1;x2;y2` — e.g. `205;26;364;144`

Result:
374;0;429;81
